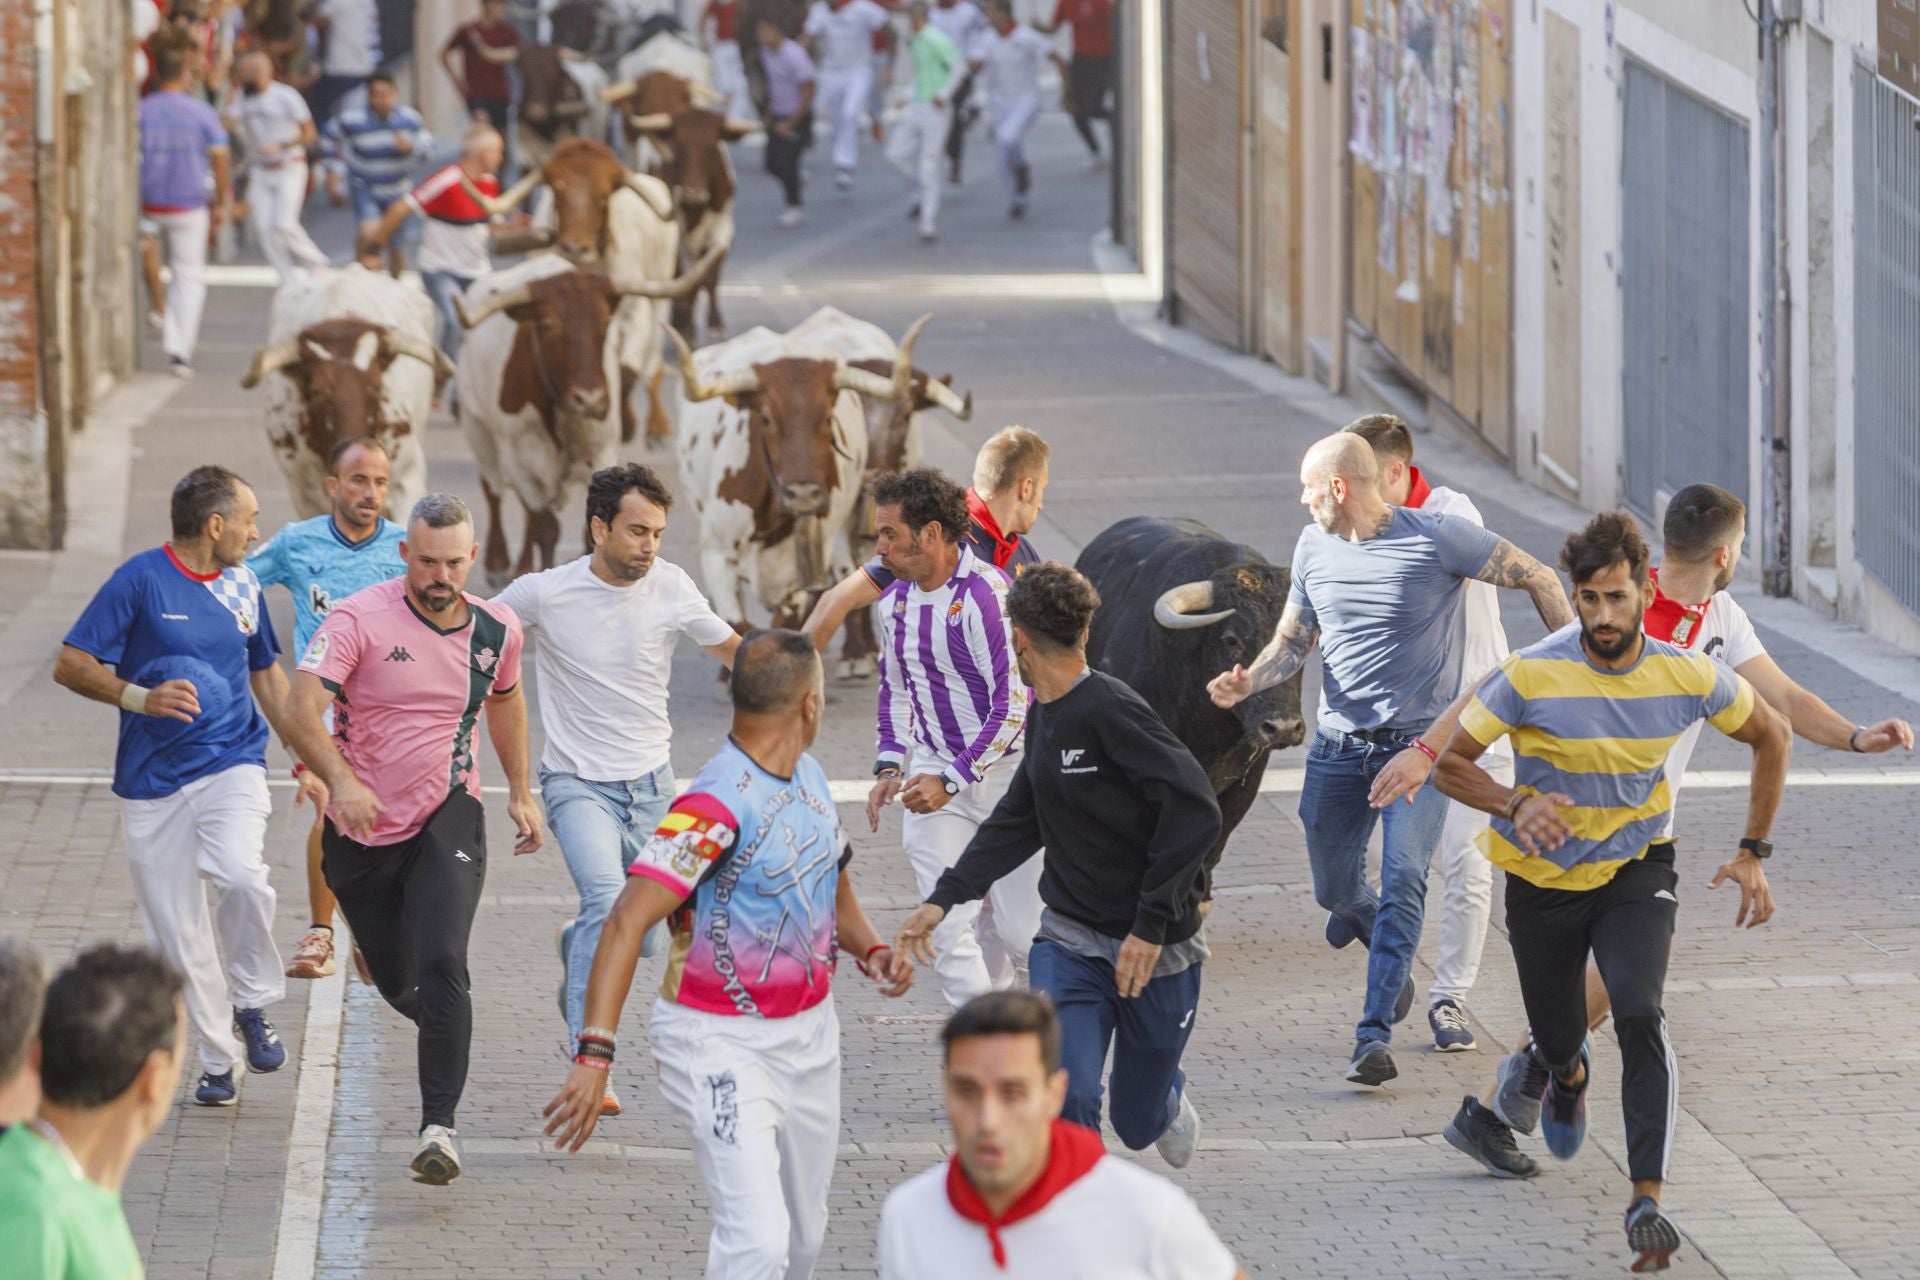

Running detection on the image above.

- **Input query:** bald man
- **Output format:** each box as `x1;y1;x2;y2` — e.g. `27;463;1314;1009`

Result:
1209;431;1572;1087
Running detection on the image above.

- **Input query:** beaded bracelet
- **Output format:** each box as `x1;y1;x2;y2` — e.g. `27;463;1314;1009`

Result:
581;1026;618;1044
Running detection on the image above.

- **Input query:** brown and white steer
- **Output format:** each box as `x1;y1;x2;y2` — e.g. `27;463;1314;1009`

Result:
670;315;931;632
603;70;759;340
241;265;448;521
455;253;711;584
462;137;684;446
513;44;611;172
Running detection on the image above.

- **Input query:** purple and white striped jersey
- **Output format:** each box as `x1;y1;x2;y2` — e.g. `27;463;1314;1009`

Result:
876;547;1027;787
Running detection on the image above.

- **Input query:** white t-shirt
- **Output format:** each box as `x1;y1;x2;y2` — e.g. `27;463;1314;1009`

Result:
930;0;988;53
318;0;381;77
231;81;314;167
1653;587;1767;837
1424;485;1512;758
878;1157;1237;1280
492;555;735;780
970;24;1053;105
804;0;891;73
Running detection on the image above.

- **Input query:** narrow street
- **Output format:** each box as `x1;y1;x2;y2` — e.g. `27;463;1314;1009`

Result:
2;106;1917;1279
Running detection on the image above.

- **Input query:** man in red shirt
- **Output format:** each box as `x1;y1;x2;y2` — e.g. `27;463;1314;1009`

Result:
1037;0;1112;167
442;0;522;136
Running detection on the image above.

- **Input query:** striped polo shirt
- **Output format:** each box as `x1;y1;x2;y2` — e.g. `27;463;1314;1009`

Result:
321;104;431;201
1459;622;1756;890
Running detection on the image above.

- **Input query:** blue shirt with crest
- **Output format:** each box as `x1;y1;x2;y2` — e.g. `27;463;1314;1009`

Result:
248;515;406;654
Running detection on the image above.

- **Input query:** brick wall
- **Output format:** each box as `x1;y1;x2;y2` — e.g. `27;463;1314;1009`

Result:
0;0;50;549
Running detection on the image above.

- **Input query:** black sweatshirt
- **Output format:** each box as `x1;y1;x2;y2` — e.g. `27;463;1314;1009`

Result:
927;670;1223;946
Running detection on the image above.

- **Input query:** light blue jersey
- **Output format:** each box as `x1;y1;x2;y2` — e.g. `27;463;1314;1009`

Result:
248;515;406;653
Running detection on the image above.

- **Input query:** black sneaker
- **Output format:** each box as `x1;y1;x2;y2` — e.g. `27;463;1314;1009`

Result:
1443;1096;1539;1179
1624;1196;1682;1272
1344;1039;1396;1086
1014;161;1032;196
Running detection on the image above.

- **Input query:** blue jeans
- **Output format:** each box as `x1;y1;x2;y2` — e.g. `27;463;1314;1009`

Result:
1297;726;1450;1046
420;270;475;364
1028;938;1202;1151
542;765;676;1059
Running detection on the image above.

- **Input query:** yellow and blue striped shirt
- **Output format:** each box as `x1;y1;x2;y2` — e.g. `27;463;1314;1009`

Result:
1459;623;1756;889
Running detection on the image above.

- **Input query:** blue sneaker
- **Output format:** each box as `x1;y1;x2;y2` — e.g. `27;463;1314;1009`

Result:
1324;912;1358;949
1539;1041;1591;1160
556;918;576;1021
1624;1196;1682;1272
232;1008;285;1073
1428;998;1477;1051
195;1070;238;1106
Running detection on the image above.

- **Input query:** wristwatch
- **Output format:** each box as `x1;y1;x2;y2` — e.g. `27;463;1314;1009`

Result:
873;760;901;779
941;776;961;797
1738;837;1773;860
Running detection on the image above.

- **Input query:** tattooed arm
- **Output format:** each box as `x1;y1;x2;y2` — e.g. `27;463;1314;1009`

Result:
1474;537;1575;631
1207;598;1318;709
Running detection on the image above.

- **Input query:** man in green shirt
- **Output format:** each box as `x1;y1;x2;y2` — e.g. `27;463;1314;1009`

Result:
0;945;186;1280
886;1;967;241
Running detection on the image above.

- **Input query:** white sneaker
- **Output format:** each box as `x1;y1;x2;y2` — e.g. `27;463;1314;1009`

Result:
1155;1088;1201;1169
168;356;194;380
834;169;853;190
779;207;806;228
146;309;165;334
410;1125;461;1185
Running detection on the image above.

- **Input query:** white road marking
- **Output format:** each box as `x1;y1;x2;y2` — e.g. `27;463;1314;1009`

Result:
269;967;346;1280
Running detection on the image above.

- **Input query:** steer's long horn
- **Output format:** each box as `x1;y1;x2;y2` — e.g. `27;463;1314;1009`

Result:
622;111;673;133
1153;580;1236;630
665;326;761;402
891;314;932;396
459;169;543;217
613;238;726;300
923;376;971;420
454;281;533;331
552;99;594;119
691;83;731;109
381;329;458;379
241;340;303;388
597;78;639;104
621;170;678;221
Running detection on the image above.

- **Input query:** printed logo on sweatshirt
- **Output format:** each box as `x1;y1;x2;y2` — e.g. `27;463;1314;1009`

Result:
1059;748;1097;775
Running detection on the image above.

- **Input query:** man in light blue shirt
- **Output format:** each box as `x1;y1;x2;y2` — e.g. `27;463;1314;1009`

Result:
248;437;405;982
1209;432;1572;1087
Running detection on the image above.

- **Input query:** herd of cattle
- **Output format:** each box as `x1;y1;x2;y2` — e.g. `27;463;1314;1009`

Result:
236;27;1309;862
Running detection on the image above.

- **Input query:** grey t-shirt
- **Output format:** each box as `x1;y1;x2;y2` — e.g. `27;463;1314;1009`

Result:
1038;908;1211;978
1287;506;1501;733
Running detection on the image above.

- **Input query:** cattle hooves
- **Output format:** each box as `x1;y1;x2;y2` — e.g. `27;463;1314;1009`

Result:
837;657;876;682
486;568;513;592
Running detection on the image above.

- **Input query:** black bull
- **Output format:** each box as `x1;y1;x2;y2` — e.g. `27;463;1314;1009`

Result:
1076;517;1308;895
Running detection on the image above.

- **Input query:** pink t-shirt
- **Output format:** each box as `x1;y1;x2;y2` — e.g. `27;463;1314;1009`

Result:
297;578;523;846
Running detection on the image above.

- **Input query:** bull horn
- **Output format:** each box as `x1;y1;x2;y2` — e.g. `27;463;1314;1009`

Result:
623;111;673;132
597;79;638;104
1153;580;1236;630
723;115;764;136
833;363;901;400
621;171;678;221
241;340;302;388
612;237;726;300
923;376;971;420
665;326;761;402
454;280;533;330
690;83;730;109
381;329;457;379
552;99;594;119
459;169;543;217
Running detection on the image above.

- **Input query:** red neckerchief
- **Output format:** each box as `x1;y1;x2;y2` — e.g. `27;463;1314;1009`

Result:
1405;465;1433;509
1644;566;1709;648
966;488;1020;570
945;1119;1105;1269
164;543;219;583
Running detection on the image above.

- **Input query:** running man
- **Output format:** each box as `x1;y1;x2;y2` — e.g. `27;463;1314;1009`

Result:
804;0;893;188
964;0;1067;219
247;437;406;981
322;72;433;276
803;424;1049;654
494;464;740;1119
878;992;1243;1279
758;17;818;226
1208;432;1573;1088
700;0;755;118
139;42;232;378
929;0;988;184
1035;0;1113;168
1443;483;1912;1183
897;564;1220;1164
866;470;1038;1009
55;466;293;1106
441;0;523;135
544;630;914;1278
886;2;965;241
1344;415;1511;1051
1431;510;1790;1272
227;51;331;282
286;493;543;1185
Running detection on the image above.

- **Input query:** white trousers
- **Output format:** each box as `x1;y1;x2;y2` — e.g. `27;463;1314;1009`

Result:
1427;751;1513;1006
868;49;892;120
992;95;1041;198
712;40;754;121
247;160;329;282
816;64;875;173
122;764;282;1074
149;208;210;362
886;100;946;234
902;756;1044;1009
652;996;840;1280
